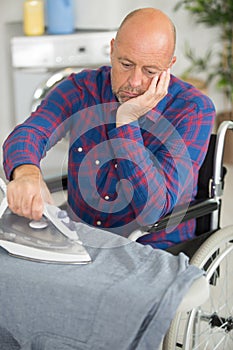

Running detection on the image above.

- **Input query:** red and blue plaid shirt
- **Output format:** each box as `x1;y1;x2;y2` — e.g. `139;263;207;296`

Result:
3;66;215;249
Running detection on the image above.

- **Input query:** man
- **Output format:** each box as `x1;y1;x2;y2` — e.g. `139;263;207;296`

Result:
3;8;215;249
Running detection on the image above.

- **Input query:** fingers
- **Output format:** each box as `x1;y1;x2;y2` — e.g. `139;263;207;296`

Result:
7;180;46;221
149;68;170;97
116;68;171;126
22;194;44;220
149;73;160;91
8;190;44;221
140;68;170;109
158;68;171;93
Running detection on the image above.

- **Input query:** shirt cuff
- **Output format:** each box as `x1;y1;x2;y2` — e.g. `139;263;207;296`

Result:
108;120;143;141
107;121;147;162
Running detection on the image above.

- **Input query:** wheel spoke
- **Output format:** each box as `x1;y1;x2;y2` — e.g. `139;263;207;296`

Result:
163;227;233;350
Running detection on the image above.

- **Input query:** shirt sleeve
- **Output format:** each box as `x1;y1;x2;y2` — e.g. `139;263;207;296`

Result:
3;74;82;180
107;96;215;227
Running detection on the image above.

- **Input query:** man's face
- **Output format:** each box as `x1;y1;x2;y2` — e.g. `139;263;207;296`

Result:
110;37;175;104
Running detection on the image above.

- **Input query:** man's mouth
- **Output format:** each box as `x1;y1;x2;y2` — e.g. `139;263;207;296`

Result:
119;91;140;100
122;90;139;96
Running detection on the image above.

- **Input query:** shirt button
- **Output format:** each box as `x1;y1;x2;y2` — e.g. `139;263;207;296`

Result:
77;147;83;152
96;220;102;226
104;195;110;200
95;160;100;165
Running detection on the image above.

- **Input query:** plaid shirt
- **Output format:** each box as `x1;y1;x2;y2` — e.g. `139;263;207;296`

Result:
3;66;215;249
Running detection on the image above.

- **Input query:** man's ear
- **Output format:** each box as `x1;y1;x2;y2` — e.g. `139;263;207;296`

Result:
170;56;177;68
110;38;115;65
110;38;115;54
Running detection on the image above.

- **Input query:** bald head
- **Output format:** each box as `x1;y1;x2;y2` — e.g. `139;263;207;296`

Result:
110;8;177;103
116;8;176;62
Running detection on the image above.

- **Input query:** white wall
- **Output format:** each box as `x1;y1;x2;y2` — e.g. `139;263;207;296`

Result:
0;0;225;140
0;0;232;225
0;0;24;141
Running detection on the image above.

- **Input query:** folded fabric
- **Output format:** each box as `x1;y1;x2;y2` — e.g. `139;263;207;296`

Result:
0;224;203;350
0;326;20;350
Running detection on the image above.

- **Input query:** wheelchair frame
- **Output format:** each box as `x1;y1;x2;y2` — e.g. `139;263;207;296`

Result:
161;120;233;350
46;120;233;350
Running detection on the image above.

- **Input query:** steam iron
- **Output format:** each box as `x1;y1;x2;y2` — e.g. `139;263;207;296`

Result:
0;178;91;264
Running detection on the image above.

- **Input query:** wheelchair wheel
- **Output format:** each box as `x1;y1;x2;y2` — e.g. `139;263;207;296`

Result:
163;225;233;350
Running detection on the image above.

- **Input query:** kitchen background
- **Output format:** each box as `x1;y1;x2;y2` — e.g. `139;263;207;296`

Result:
0;0;232;226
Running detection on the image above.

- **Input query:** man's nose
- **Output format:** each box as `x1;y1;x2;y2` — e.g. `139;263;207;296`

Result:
128;68;144;88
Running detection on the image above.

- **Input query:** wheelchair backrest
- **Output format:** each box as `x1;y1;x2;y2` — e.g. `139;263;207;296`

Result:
195;134;226;235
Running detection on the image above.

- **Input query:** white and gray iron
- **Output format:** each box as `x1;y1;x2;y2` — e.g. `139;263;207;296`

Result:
0;178;91;264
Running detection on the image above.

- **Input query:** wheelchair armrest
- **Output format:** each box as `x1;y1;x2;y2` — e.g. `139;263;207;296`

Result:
147;198;218;233
45;175;219;233
46;175;68;193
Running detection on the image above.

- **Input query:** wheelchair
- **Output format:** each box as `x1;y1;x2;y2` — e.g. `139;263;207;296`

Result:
46;120;233;350
151;120;233;350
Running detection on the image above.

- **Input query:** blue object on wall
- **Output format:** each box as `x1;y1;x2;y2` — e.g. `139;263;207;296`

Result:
46;0;75;34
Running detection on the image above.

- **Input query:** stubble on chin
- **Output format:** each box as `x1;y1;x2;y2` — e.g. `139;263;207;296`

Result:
112;88;125;104
116;94;125;104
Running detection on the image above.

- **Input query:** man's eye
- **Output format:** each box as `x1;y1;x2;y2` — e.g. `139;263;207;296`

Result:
121;62;132;69
146;70;159;76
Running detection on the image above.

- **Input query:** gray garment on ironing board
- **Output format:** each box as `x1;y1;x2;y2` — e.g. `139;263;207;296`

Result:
0;225;203;350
